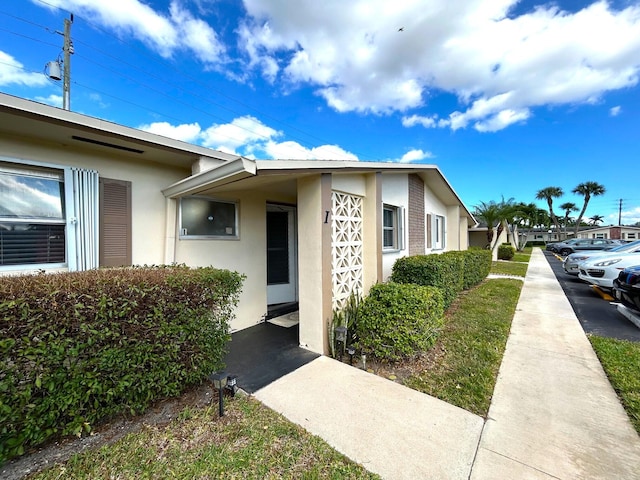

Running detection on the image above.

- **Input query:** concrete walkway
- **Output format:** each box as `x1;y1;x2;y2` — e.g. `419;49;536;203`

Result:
255;249;640;479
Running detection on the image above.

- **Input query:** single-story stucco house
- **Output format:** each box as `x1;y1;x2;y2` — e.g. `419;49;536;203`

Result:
0;92;475;354
575;225;640;241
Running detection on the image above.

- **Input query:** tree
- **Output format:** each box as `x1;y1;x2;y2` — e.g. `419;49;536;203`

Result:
559;202;578;238
589;214;604;226
573;181;606;235
473;201;501;247
536;187;563;234
474;198;519;250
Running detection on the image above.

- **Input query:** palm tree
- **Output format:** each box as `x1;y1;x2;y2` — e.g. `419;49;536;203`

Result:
473;201;501;247
536;186;563;234
474;198;519;249
589;214;605;226
573;181;606;235
559;202;578;238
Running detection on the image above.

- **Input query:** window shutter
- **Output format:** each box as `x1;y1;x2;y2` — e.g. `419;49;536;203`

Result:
426;213;432;248
99;178;131;267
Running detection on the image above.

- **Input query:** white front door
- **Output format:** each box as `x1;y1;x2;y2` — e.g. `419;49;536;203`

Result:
266;204;298;305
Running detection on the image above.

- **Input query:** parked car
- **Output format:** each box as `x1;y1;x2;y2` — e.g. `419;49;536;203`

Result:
563;240;640;275
552;238;624;256
546;238;578;252
578;251;640;290
613;265;640;313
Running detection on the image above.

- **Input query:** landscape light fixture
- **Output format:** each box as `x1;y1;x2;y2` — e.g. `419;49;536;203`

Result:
347;345;356;365
226;374;238;397
209;372;228;417
334;326;347;361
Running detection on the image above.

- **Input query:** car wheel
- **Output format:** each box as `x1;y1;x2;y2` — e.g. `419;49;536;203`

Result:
560;248;572;256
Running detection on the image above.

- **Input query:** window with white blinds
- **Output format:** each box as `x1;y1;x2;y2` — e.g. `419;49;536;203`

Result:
0;163;66;266
0;160;99;271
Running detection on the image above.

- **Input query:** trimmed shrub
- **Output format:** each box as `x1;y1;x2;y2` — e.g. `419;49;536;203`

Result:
459;248;492;289
391;252;464;309
0;265;244;465
498;244;516;260
355;282;444;361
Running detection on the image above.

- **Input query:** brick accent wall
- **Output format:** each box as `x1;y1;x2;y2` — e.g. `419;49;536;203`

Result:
408;174;425;255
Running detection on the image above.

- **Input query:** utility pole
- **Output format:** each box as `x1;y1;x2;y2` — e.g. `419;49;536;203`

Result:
60;14;74;110
618;199;623;226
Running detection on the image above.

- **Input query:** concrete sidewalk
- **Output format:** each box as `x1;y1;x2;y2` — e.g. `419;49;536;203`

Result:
255;249;640;479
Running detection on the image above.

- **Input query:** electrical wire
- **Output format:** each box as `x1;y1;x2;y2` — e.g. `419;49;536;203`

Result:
3;0;374;160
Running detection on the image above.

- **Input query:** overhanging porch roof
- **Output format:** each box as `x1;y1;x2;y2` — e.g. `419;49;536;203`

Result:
162;158;476;224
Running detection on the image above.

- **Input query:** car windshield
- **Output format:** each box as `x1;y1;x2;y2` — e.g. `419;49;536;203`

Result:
607;239;640;253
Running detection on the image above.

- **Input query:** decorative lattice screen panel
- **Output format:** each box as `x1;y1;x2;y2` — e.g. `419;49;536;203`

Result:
331;191;364;309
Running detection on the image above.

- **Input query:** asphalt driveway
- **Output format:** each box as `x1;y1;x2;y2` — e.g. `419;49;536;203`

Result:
543;251;640;342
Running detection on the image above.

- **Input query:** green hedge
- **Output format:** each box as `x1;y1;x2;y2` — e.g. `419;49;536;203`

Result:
0;265;244;465
355;283;444;361
498;244;516;260
458;248;492;289
391;250;491;307
390;252;464;309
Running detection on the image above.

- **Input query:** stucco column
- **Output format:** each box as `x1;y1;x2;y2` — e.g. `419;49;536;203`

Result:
363;172;383;290
446;204;459;251
297;174;332;354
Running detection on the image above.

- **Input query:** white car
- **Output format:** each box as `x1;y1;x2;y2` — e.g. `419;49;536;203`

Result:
578;251;640;290
564;240;640;276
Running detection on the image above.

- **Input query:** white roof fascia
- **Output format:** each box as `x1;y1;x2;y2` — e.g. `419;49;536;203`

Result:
254;159;476;225
162;157;257;198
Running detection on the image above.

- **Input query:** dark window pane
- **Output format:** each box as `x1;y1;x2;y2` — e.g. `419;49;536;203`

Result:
0;223;66;265
383;208;394;228
181;198;237;237
267;211;289;284
383;229;395;248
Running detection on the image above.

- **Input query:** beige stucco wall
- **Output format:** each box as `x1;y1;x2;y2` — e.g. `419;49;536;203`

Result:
381;174;409;280
171;187;296;332
0;134;188;272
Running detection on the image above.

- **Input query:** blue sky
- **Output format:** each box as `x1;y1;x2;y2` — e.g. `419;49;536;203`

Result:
1;0;639;225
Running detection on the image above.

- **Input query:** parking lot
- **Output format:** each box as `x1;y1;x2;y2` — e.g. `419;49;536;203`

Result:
543;251;640;342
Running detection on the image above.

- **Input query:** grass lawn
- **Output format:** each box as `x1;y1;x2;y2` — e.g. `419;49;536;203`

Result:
512;247;532;263
30;396;379;480
402;278;522;416
491;260;528;277
589;336;640;435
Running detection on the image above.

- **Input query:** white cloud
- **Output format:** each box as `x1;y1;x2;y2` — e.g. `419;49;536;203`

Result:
610;105;622;116
0;51;49;87
35;0;226;66
398;149;434;163
402;114;438;128
138;121;202;143
200;115;280;151
34;94;63;108
89;93;109;109
620;207;640;226
238;0;640;130
136;116;359;160
261;141;358;160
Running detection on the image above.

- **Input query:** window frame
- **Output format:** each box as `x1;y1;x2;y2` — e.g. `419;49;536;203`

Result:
433;214;446;250
179;196;240;240
382;204;404;251
0;158;70;271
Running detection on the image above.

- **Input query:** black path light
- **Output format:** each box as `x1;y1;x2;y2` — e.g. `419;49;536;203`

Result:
209;372;228;417
334;326;347;361
347;345;356;365
226;374;238;397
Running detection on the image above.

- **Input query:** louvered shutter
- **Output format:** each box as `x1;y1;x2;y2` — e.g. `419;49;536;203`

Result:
99;178;131;267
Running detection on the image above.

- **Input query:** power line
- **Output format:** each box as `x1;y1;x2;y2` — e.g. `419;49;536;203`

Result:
7;1;376;160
